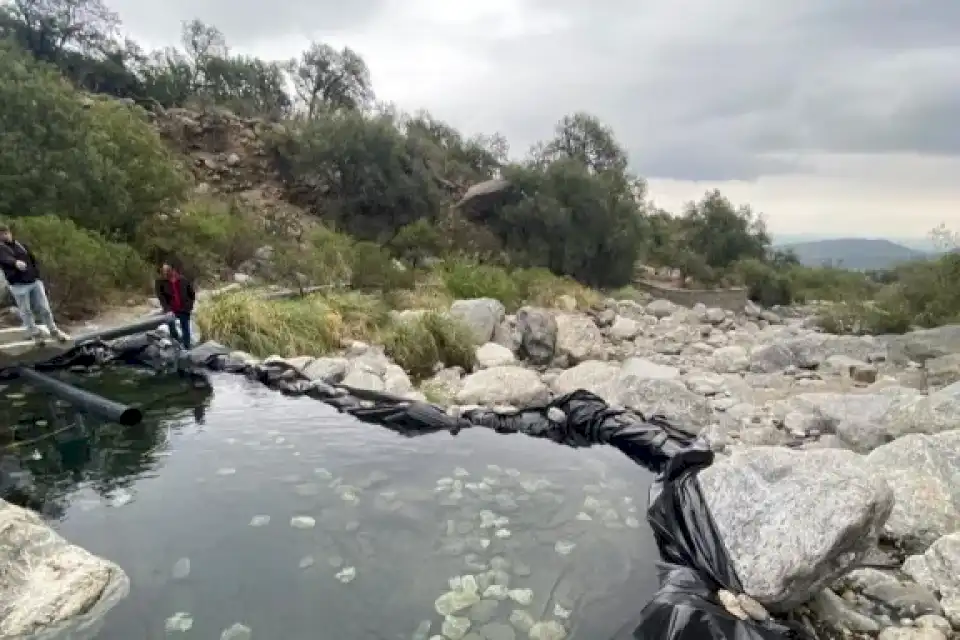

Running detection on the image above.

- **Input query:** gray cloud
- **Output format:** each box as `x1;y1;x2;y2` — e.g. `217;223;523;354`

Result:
109;0;385;48
109;0;960;181
475;0;960;179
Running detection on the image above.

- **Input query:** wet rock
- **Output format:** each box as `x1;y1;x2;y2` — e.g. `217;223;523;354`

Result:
0;499;130;637
698;446;894;611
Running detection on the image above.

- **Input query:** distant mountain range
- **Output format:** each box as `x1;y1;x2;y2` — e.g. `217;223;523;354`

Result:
773;238;935;270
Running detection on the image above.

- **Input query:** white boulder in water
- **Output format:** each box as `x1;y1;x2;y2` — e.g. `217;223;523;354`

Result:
0;499;130;637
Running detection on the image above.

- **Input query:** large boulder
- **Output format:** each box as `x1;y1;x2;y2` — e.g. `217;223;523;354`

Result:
515;307;557;365
865;430;960;548
698;447;894;611
0;499;129;637
554;313;605;364
455;366;549;407
450;298;506;344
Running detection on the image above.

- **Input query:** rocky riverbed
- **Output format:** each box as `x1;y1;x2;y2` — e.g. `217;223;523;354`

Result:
4;294;960;639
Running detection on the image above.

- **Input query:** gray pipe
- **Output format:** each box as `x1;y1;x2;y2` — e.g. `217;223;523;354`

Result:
71;312;174;346
14;367;143;426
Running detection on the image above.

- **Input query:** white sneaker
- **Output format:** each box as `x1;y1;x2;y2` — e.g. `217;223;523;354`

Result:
52;328;71;342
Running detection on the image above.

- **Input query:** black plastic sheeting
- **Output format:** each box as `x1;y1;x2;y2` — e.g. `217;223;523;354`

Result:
36;336;813;640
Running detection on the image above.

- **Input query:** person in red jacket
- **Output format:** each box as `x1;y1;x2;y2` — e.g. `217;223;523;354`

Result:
154;260;196;349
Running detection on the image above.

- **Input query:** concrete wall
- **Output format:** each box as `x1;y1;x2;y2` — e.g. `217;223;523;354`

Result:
635;280;748;312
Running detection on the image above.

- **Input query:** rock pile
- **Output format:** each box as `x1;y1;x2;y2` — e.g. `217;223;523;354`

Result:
215;294;960;639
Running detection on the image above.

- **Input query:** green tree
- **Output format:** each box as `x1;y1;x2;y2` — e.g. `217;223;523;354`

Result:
287;42;373;116
390;218;443;268
681;190;770;270
270;109;444;240
0;42;187;238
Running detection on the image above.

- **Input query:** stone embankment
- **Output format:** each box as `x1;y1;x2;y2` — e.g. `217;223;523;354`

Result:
6;292;960;639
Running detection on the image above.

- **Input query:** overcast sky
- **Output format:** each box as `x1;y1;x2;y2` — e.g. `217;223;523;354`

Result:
110;0;960;239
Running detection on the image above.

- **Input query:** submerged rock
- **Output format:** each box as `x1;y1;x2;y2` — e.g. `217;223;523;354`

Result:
0;499;130;637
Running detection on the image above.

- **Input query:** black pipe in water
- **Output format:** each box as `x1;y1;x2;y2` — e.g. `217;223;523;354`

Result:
14;367;143;426
72;312;175;346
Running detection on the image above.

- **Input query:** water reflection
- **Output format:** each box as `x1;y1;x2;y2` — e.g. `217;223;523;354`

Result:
1;371;659;640
0;369;211;519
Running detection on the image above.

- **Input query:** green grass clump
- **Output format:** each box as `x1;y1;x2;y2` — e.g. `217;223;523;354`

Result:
383;311;477;380
437;260;522;309
196;292;344;357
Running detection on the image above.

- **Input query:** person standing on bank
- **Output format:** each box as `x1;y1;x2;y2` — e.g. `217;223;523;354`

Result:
155;260;196;349
0;223;70;344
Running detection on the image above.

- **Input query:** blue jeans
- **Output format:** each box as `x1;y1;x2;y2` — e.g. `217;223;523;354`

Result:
167;312;192;349
8;280;59;334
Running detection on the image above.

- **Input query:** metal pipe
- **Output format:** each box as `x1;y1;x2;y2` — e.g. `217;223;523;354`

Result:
72;313;174;346
14;367;143;426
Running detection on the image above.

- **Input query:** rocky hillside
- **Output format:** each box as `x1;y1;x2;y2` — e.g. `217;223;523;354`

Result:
205;293;960;638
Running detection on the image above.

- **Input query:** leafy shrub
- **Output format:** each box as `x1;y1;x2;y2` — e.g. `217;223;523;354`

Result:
389;218;443;268
0;44;186;239
9;215;150;318
135;196;264;278
270;225;356;290
511;267;602;310
350;241;415;291
730;259;793;307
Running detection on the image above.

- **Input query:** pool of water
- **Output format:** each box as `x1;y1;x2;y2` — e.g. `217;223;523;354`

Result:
1;369;660;640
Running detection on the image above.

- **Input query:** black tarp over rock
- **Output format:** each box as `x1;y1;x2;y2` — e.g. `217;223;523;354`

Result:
36;338;810;640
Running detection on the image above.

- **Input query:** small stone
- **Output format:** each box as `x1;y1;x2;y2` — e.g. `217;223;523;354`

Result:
290;515;316;529
509;610;536;633
483;584;509;600
335;566;357;583
165;612;193;632
736;594;769;621
717;589;748;620
298;555;315;569
220;622;252;640
529;620;567;640
442;615;471;640
508;588;534;606
171;557;191;580
554;541;576;556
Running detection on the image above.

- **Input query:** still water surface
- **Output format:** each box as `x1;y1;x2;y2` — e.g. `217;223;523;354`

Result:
1;370;659;640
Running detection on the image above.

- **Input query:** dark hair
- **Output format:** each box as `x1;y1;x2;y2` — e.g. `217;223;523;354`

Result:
0;223;10;233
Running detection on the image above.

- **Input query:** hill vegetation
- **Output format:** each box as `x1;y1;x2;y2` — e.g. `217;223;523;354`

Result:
0;0;958;344
778;238;932;270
